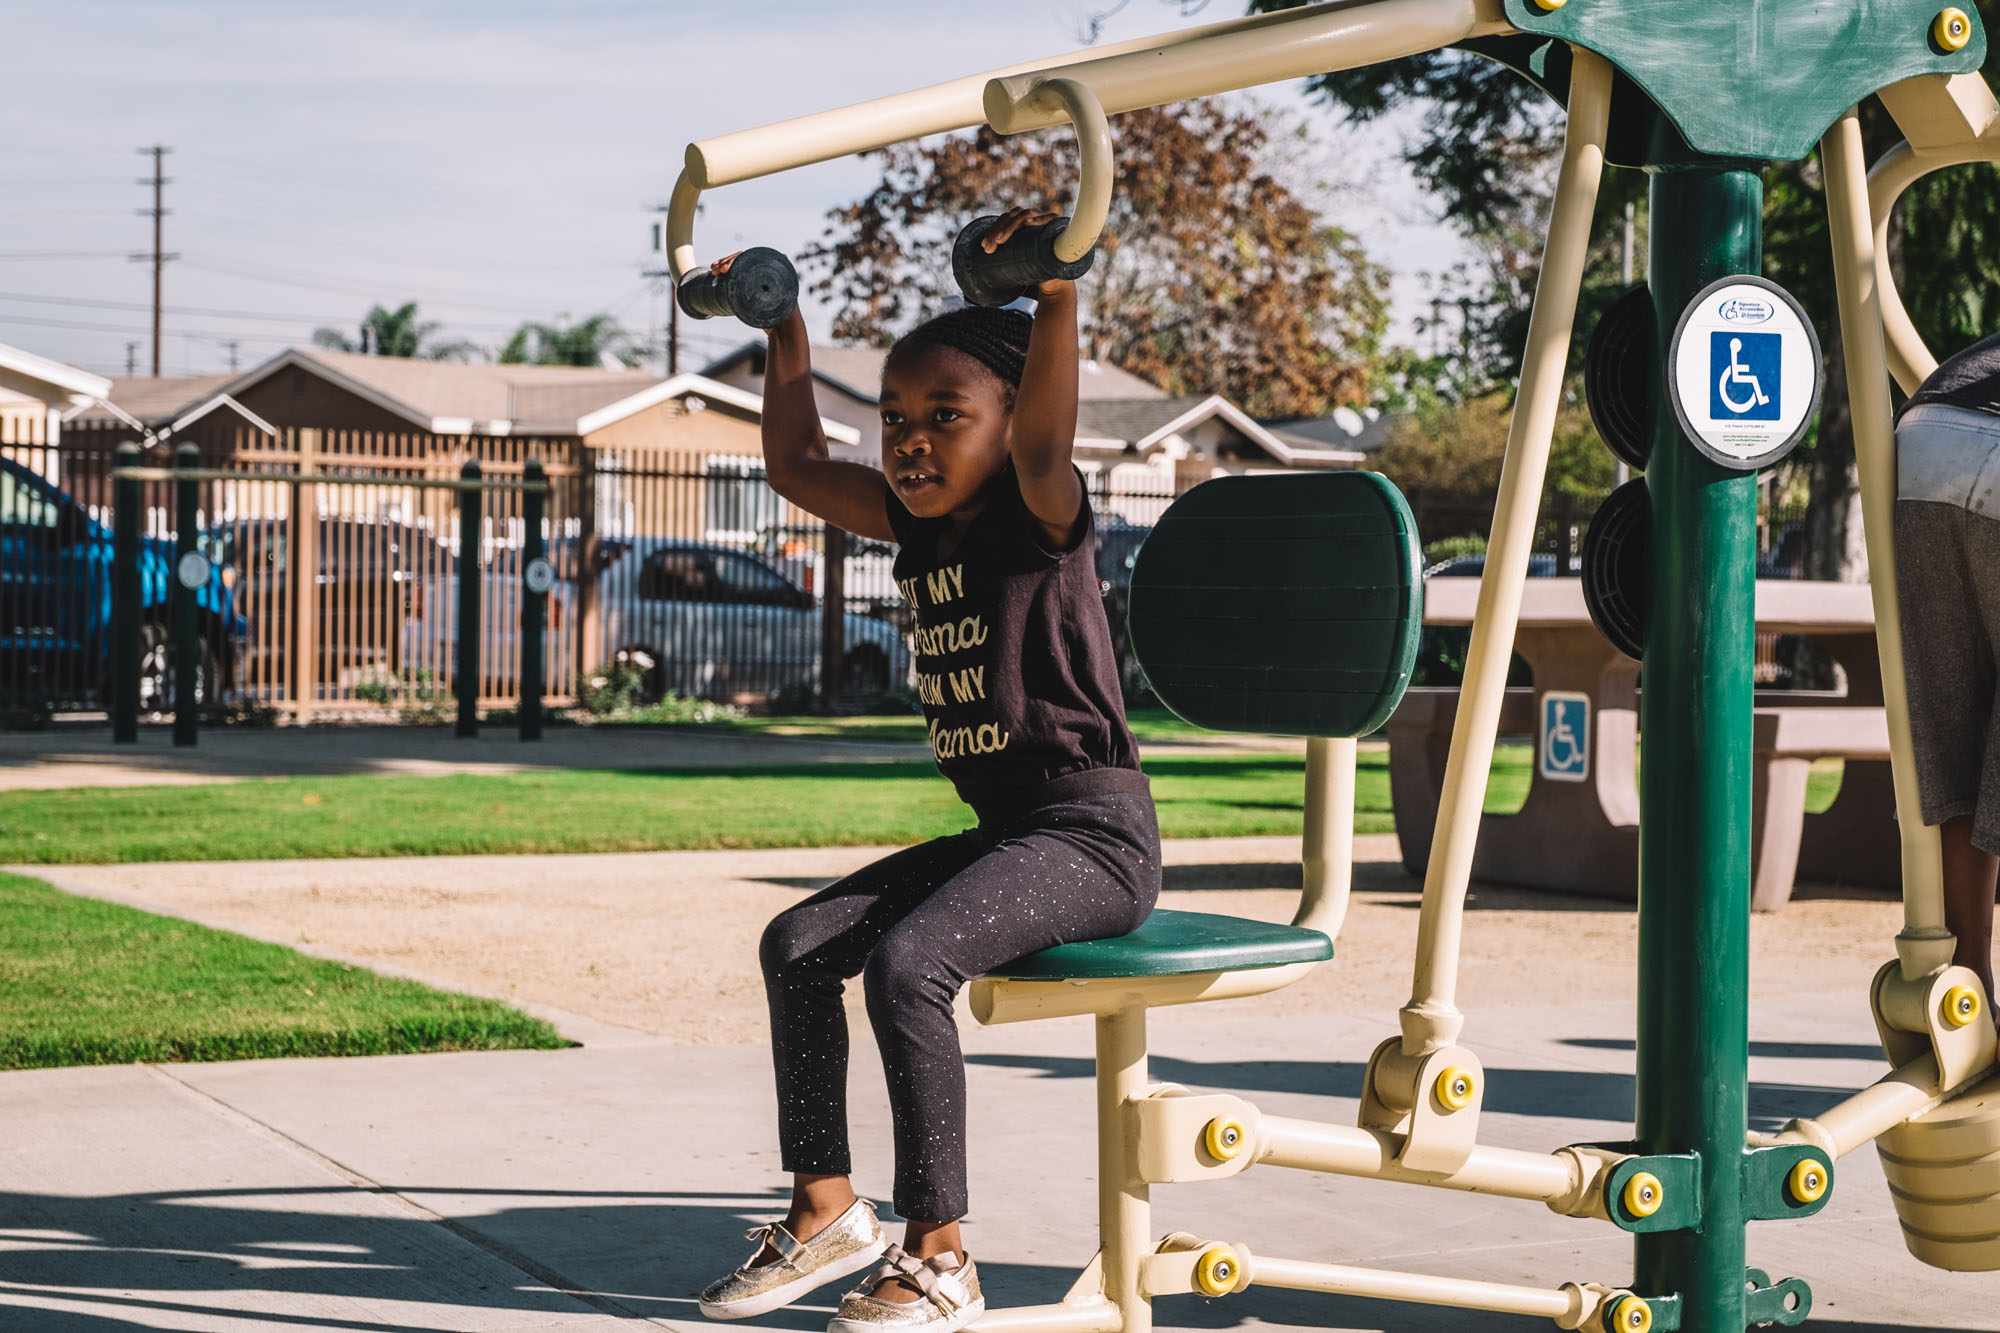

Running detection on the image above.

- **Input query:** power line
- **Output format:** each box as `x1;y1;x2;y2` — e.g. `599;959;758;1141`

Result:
0;288;523;333
0;249;131;261
179;257;562;314
0;311;296;345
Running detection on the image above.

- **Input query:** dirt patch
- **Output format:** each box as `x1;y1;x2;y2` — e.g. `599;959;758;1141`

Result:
30;835;1904;1046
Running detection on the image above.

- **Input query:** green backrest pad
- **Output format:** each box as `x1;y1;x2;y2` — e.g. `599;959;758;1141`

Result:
1126;471;1423;739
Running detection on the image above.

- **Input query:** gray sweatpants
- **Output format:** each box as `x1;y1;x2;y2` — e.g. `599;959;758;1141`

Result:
1896;403;2000;855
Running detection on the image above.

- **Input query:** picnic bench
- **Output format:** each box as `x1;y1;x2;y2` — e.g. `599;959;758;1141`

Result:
1386;579;1892;909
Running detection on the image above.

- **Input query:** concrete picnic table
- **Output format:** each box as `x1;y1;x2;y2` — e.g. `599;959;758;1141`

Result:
1386;578;1893;908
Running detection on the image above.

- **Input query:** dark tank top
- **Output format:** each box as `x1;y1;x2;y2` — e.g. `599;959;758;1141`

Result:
1903;331;2000;421
885;464;1147;825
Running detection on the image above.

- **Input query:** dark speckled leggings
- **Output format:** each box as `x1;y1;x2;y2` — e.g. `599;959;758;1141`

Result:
758;790;1160;1222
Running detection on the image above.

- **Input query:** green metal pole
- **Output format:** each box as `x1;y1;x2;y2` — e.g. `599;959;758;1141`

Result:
172;442;200;747
457;459;481;738
519;460;545;742
111;442;141;743
1636;161;1761;1329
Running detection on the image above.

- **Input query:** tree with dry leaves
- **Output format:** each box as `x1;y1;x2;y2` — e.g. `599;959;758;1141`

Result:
803;100;1388;419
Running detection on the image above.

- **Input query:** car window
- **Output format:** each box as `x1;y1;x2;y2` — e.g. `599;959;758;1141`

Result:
638;549;710;601
712;552;795;602
0;469;59;530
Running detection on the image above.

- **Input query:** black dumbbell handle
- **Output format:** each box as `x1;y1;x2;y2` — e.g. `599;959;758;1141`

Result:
952;216;1096;308
677;246;800;329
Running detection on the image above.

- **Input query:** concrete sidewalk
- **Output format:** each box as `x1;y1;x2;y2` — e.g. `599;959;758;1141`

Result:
0;723;930;792
5;952;1998;1327
0;722;1306;791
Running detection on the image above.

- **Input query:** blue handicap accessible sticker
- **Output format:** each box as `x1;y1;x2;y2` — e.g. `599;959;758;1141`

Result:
1710;330;1782;421
1539;692;1590;783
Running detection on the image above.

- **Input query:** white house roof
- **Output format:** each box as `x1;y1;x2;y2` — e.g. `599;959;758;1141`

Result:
1077;395;1365;466
1261;405;1396;456
0;342;112;410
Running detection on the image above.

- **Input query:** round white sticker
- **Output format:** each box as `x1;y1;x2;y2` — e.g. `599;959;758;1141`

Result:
523;557;556;595
1668;275;1822;471
176;551;211;591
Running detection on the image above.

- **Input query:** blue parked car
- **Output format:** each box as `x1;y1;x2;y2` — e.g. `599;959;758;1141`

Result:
0;457;244;713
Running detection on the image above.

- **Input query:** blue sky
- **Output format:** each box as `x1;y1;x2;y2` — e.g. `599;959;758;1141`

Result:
3;0;1472;379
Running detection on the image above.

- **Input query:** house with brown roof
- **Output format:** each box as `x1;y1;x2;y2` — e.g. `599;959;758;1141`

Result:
700;339;1364;521
73;347;858;456
67;373;278;442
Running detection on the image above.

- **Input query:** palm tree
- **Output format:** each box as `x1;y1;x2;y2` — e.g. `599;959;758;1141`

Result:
311;302;481;361
498;314;636;368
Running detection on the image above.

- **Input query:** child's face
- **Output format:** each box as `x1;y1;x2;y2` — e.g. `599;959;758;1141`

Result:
880;346;1014;520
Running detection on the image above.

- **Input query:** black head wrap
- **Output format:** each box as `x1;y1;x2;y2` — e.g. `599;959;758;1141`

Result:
884;306;1033;397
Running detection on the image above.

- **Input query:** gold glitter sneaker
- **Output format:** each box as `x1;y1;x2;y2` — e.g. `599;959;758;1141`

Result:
698;1198;889;1321
825;1246;984;1333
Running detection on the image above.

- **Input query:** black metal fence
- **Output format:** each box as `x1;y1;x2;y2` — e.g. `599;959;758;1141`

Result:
2;423;1188;722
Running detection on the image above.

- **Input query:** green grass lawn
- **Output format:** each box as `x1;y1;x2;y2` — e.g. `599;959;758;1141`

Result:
0;872;565;1070
0;745;1843;867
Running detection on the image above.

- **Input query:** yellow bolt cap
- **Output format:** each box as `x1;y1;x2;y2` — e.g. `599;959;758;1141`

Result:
1203;1117;1248;1161
1194;1246;1240;1298
1533;0;1568;10
1434;1065;1477;1112
1936;7;1973;51
1944;984;1982;1028
1622;1172;1664;1219
1611;1295;1654;1333
1787;1158;1829;1205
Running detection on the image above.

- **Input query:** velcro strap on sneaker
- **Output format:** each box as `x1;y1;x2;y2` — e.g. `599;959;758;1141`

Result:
867;1249;968;1314
743;1221;816;1274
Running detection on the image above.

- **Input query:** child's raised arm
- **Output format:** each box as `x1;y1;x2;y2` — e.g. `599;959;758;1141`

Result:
723;259;895;542
980;209;1085;547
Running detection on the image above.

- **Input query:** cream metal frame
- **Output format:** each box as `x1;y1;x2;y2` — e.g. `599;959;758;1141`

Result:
670;1;2000;1325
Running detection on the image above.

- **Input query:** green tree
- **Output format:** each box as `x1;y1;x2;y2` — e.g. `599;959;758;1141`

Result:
1242;0;2000;580
311;302;480;361
498;314;637;368
804;99;1388;418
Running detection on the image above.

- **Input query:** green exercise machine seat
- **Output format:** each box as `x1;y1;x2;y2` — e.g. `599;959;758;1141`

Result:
988;471;1423;985
985;908;1335;980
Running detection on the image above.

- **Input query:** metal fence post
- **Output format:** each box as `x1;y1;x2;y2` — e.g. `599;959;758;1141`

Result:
520;460;545;741
456;458;481;738
111;442;141;743
818;524;847;713
172;441;200;746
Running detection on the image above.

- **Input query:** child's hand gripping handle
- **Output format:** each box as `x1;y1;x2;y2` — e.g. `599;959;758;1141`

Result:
952;215;1095;308
679;246;800;329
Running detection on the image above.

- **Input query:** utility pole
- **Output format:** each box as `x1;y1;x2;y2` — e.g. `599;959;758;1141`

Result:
646;214;679;375
124;342;138;376
225;340;240;372
131;145;177;377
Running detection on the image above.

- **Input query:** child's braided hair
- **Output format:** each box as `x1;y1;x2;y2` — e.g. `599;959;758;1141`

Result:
884;306;1034;404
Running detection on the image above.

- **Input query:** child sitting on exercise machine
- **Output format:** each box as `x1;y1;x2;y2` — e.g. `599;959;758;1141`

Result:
697;208;1161;1333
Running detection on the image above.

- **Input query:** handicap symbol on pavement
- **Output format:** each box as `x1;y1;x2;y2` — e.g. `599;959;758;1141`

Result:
1539;691;1591;783
1710;330;1782;422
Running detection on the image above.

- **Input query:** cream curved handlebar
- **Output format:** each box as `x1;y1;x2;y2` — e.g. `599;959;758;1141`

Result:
1869;136;2000;394
664;0;1508;285
983;77;1112;265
